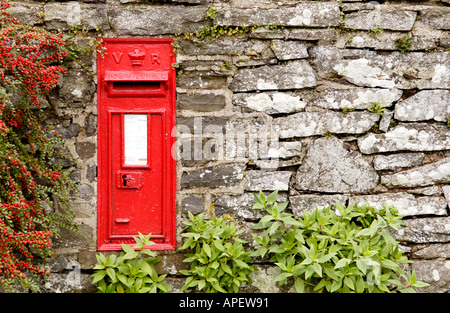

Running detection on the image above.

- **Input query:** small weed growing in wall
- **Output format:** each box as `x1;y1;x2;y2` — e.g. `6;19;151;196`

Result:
91;233;172;293
395;35;413;53
179;212;257;293
367;102;386;115
251;191;429;293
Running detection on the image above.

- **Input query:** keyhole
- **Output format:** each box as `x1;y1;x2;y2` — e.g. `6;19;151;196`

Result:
122;175;127;187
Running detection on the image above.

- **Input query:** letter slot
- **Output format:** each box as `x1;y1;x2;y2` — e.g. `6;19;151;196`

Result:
97;38;176;251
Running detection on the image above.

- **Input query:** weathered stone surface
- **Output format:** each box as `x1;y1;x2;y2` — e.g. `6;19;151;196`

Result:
44;2;109;30
177;71;228;89
378;109;393;133
180;164;245;188
249;266;282;293
233;92;306;114
58;70;95;105
75;142;96;160
54;123;81;139
177;92;226;112
180;38;273;60
86;165;97;182
216;2;340;27
290;194;349;219
77;184;94;199
373;153;425;171
421;7;450;31
358;123;450;154
180;195;204;215
345;31;437;51
296;138;379;193
349;193;448;217
271;40;308;61
269;141;302;159
250;27;287;40
443;185;450;208
413;260;450;293
85;113;97;135
288;28;337;41
110;6;206;36
230;60;317;92
344;9;417;31
7;1;43;25
310;47;450;90
394;90;450;122
312;88;402;110
214;192;288;220
392;217;450;243
245;170;291;191
274;111;379;138
413;243;450;259
381;156;450;189
407;186;441;196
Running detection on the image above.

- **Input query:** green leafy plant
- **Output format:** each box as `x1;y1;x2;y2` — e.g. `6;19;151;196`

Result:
251;191;429;293
395;35;413;53
367;102;386;115
91;233;172;293
179;212;257;293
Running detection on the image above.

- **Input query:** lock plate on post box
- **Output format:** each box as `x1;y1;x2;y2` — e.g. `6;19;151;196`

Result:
97;38;177;251
117;171;144;189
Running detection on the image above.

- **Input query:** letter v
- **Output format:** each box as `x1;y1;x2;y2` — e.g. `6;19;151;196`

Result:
112;52;123;64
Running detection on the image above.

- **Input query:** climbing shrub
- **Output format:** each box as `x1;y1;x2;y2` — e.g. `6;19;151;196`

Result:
179;212;257;293
251;191;429;293
0;0;77;292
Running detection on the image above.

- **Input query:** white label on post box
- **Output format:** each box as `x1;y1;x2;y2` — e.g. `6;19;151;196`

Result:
124;114;147;165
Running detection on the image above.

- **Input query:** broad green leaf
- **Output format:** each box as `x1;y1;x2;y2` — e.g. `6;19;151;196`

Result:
278;201;289;212
305;266;315;280
380;259;400;272
203;243;211;258
274;272;293;282
356;259;367;274
140;261;155;277
323;266;340;281
318;252;336;264
198;279;206;290
331;279;342;293
294;278;305;293
344;276;355;290
121;243;135;255
117;273;130;287
221;262;233;275
106;268;116;282
211;281;227;293
267;190;278;205
412;281;430;288
356;276;366;293
91;270;107;284
269;221;280;235
234;259;250;269
334;258;351;269
312;263;322;277
213;239;224;251
313;278;328;292
259;215;275;224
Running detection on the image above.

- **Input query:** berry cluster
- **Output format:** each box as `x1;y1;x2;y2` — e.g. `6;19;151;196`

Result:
0;0;77;292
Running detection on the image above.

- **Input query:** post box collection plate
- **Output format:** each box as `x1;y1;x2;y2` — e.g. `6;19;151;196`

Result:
97;38;176;251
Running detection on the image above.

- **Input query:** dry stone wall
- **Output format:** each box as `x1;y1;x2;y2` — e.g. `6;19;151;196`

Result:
9;0;450;292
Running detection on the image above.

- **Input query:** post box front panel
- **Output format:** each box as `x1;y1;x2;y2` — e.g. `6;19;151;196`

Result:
110;112;163;237
97;39;176;251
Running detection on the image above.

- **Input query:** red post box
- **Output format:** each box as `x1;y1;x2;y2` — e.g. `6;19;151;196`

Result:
97;38;176;251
